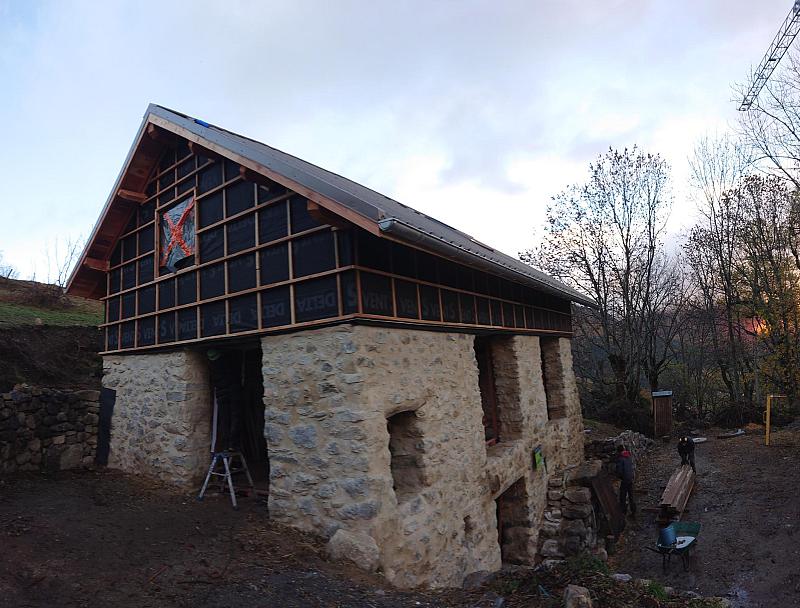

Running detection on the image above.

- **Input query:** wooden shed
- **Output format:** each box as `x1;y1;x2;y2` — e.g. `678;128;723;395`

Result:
652;390;673;437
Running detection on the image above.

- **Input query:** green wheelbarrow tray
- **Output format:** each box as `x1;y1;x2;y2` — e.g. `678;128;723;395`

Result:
645;521;701;571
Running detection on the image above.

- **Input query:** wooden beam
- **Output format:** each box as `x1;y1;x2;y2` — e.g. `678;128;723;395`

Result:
146;123;180;144
83;257;109;272
307;201;351;229
117;189;147;203
188;141;224;161
240;166;274;187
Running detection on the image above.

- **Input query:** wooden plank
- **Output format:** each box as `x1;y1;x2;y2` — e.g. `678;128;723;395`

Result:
188;140;225;161
148;114;384;238
83;257;109;272
591;472;625;535
659;465;695;515
117;189;147;203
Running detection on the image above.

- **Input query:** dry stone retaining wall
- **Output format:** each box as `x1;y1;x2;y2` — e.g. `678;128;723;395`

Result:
539;430;655;562
0;385;99;473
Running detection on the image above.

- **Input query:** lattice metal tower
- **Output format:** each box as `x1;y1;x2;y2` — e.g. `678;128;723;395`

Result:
739;0;800;110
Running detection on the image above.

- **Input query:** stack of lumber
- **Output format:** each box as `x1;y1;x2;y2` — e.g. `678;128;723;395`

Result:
659;465;696;521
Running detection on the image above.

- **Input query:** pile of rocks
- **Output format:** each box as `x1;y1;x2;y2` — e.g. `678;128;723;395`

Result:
585;430;653;474
0;385;99;473
539;460;603;561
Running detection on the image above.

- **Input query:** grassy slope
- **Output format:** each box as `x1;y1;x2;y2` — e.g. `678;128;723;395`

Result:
0;279;103;328
0;301;102;327
0;278;103;390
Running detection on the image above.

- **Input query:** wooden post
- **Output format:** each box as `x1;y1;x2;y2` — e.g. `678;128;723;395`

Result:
764;394;787;446
766;395;772;446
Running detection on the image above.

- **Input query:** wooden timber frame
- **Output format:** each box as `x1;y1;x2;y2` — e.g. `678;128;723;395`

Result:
72;110;578;355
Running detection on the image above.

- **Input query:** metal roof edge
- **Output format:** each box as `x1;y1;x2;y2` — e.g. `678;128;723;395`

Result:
378;218;595;306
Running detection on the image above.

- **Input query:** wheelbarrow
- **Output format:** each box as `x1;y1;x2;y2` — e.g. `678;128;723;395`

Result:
645;521;701;571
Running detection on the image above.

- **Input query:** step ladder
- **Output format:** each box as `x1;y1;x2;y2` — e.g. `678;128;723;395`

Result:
197;450;254;509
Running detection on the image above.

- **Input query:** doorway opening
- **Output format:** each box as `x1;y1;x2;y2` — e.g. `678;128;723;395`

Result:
495;476;532;564
206;344;268;484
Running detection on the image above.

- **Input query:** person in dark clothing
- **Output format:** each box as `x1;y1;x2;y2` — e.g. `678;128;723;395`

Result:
615;444;637;516
207;349;243;451
677;436;696;472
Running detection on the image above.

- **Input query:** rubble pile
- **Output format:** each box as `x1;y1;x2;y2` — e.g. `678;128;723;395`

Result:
585;430;653;473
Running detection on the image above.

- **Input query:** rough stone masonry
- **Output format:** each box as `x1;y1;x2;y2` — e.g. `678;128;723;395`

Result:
102;350;211;487
0;385;99;473
99;323;585;589
261;324;584;588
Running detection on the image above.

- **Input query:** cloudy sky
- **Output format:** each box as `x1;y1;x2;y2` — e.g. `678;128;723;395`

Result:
0;0;792;281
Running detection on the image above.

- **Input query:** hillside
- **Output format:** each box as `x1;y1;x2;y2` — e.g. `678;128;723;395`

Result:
0;278;103;391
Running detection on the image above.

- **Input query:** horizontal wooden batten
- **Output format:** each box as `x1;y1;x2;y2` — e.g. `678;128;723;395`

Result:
102;224;336;301
102;264;572;353
100;312;572;355
351;264;571;320
100;264;356;325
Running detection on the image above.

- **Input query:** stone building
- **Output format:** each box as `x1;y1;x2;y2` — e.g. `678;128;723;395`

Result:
67;105;593;588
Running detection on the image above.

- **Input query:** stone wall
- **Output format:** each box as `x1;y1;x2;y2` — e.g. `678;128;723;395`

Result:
102;351;211;487
262;325;584;588
539;430;656;562
0;385;99;473
539;460;603;561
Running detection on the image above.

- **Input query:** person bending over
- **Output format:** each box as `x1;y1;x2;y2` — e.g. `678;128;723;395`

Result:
615;444;637;517
677;436;696;472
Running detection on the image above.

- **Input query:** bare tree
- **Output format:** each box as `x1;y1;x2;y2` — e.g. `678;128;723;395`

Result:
45;235;84;289
522;146;673;413
686;137;754;421
640;253;689;393
687;133;800;421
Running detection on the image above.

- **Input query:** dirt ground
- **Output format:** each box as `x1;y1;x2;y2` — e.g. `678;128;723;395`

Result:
0;277;103;392
0;469;501;608
612;425;800;608
2;429;795;608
